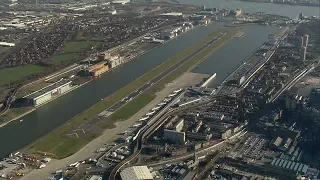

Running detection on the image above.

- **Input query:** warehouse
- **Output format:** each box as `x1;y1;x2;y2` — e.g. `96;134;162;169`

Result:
120;166;153;180
80;61;109;77
25;80;72;106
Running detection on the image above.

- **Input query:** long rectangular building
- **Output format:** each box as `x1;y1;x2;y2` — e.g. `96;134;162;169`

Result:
25;80;72;106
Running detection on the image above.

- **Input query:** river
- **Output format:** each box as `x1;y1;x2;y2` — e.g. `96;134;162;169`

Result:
177;0;319;18
1;0;316;158
0;22;226;158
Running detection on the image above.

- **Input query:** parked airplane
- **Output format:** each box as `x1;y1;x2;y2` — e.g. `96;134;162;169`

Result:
132;122;142;127
139;116;149;121
173;88;182;93
146;110;155;116
152;106;161;111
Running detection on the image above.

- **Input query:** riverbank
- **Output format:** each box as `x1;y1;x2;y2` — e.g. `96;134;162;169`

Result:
25;27;241;159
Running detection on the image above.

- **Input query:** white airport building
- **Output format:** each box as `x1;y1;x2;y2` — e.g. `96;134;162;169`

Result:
120;166;153;180
25;80;72;106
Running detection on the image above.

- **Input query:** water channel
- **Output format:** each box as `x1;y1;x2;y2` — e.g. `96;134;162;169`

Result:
0;22;226;158
178;0;319;18
1;0;318;158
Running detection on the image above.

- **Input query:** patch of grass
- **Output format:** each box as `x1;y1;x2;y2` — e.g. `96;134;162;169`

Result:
51;53;82;64
62;41;101;53
27;28;240;158
0;65;46;86
28;131;98;159
0;107;34;122
109;93;155;121
50;40;102;64
0;46;10;53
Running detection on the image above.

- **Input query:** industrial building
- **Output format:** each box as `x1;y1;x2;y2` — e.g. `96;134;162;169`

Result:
109;57;125;68
164;129;186;144
120;166;153;180
270;158;309;175
163;117;186;144
270;136;292;151
25;80;72;106
80;61;109;77
186;132;212;141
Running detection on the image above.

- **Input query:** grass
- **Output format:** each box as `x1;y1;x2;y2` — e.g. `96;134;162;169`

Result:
0;46;10;53
0;107;34;122
0;65;46;86
50;40;102;64
27;27;240;159
51;53;82;64
62;41;102;53
109;93;155;121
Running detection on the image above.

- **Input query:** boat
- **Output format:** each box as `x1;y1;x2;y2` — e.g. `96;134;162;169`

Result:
19;119;23;122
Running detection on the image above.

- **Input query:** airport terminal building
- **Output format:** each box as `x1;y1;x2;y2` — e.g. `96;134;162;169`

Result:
24;80;72;106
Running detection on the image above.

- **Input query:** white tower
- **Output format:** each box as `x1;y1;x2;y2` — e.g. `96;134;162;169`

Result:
303;34;309;47
300;46;306;61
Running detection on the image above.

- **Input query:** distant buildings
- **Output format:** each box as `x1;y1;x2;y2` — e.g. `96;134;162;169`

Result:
159;12;183;17
111;0;130;5
230;9;242;17
120;166;153;180
299;13;304;20
108;9;117;15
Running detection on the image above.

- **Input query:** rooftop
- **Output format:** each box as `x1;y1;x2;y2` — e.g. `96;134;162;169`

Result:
25;80;72;100
120;166;153;180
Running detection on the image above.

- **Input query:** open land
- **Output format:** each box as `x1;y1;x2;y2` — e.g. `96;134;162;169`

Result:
25;27;240;159
51;40;103;64
0;65;46;86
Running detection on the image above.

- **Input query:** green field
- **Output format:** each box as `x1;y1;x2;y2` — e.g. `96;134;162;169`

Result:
51;40;102;64
27;27;240;158
0;107;34;123
51;53;82;64
62;41;101;53
109;93;155;121
0;65;46;86
0;46;10;53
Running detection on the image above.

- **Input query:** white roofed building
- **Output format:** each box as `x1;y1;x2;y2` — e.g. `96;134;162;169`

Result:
120;166;153;180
